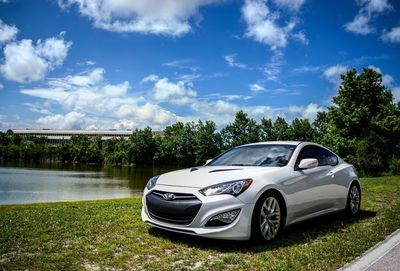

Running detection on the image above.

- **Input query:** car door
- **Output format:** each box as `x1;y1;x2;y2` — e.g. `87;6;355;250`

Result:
286;145;336;220
320;148;348;209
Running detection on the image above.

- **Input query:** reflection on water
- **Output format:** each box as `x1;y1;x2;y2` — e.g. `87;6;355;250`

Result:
0;162;180;205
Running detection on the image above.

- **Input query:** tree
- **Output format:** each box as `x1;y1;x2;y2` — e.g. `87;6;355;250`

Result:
110;140;130;165
192;120;222;165
87;136;104;164
273;117;292;140
69;135;91;163
128;127;156;165
313;111;329;143
260;118;275;141
154;122;196;166
321;68;400;174
57;141;73;162
103;137;121;163
290;118;317;141
221;111;260;148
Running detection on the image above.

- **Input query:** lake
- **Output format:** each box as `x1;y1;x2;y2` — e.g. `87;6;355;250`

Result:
0;163;180;205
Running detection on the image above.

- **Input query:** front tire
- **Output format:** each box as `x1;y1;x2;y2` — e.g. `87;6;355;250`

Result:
251;192;284;242
346;183;361;215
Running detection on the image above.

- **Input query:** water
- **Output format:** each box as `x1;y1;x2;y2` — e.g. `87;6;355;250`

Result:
0;162;180;205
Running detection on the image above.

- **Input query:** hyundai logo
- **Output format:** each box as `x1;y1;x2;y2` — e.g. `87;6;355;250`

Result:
163;193;176;201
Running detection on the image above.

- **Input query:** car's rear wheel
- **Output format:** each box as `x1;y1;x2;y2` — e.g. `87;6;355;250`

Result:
251;192;284;242
346;183;361;215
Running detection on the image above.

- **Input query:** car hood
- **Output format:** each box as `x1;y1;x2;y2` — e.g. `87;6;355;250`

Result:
156;166;285;188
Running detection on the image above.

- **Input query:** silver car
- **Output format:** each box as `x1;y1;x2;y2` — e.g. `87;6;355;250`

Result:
142;141;361;242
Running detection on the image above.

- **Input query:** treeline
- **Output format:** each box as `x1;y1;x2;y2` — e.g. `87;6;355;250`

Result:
1;68;400;175
0;117;320;165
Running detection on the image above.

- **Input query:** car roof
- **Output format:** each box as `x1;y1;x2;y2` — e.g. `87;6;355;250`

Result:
242;141;303;146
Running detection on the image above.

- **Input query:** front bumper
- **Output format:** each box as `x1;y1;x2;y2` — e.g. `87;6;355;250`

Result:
141;184;254;240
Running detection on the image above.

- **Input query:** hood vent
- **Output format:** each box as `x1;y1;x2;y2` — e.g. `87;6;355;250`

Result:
208;168;243;173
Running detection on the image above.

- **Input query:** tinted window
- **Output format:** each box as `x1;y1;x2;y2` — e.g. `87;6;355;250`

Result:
298;146;338;167
210;144;296;167
323;149;339;166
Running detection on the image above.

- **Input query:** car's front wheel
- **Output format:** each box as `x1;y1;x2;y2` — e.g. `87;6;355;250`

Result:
346;183;361;215
251;191;284;242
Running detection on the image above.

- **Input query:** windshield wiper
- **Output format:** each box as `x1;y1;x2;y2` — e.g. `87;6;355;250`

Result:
228;163;254;166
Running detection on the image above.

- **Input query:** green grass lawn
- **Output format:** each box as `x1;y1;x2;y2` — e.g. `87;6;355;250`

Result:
1;176;400;271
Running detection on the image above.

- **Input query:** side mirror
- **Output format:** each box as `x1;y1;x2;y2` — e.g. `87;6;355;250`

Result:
298;158;318;169
205;159;213;165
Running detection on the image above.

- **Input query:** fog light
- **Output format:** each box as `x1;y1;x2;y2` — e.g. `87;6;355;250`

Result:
205;209;240;227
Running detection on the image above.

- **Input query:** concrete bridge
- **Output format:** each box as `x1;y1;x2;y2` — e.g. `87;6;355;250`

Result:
12;129;148;143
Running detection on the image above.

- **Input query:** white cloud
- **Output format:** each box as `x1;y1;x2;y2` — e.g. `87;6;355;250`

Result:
381;26;400;43
224;54;247;69
292;65;324;73
241;0;301;50
192;100;240;116
141;74;159;84
0;20;18;44
36;111;86;129
21;68;137;113
162;59;198;71
54;68;105;87
36;34;71;66
18;66;326;130
288;103;323;120
224;94;252;101
323;65;348;86
85;60;96;65
1;40;48;83
272;0;306;12
267;88;300;95
264;50;284;81
382;74;394;87
152;77;197;106
363;0;392;13
20;68;179;130
292;31;309;45
249;83;265;92
59;0;220;37
345;0;392;35
176;73;202;82
190;99;322;128
24;102;51;115
115;103;176;127
207;93;252;101
77;60;96;66
345;14;373;35
0;33;72;83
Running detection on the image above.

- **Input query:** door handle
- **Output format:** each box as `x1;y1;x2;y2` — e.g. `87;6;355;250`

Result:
328;171;335;178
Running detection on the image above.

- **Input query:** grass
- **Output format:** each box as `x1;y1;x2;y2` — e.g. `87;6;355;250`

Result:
1;176;400;271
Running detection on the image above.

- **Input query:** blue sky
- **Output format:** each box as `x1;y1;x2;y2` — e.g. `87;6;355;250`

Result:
0;0;399;131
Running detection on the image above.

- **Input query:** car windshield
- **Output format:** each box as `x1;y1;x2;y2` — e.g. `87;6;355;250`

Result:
209;144;296;167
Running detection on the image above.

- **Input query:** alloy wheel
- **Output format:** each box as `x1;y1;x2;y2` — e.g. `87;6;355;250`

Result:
349;185;360;214
259;197;281;240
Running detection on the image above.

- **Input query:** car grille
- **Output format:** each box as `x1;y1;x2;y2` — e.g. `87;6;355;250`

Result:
146;190;202;225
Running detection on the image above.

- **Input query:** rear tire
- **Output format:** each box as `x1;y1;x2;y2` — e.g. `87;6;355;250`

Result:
346;183;361;215
251;191;284;243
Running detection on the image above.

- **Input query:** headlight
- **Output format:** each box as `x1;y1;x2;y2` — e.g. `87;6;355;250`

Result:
199;179;252;196
146;176;159;190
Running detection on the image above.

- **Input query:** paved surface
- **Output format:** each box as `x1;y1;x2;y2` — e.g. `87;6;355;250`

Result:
339;229;400;271
367;242;400;271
